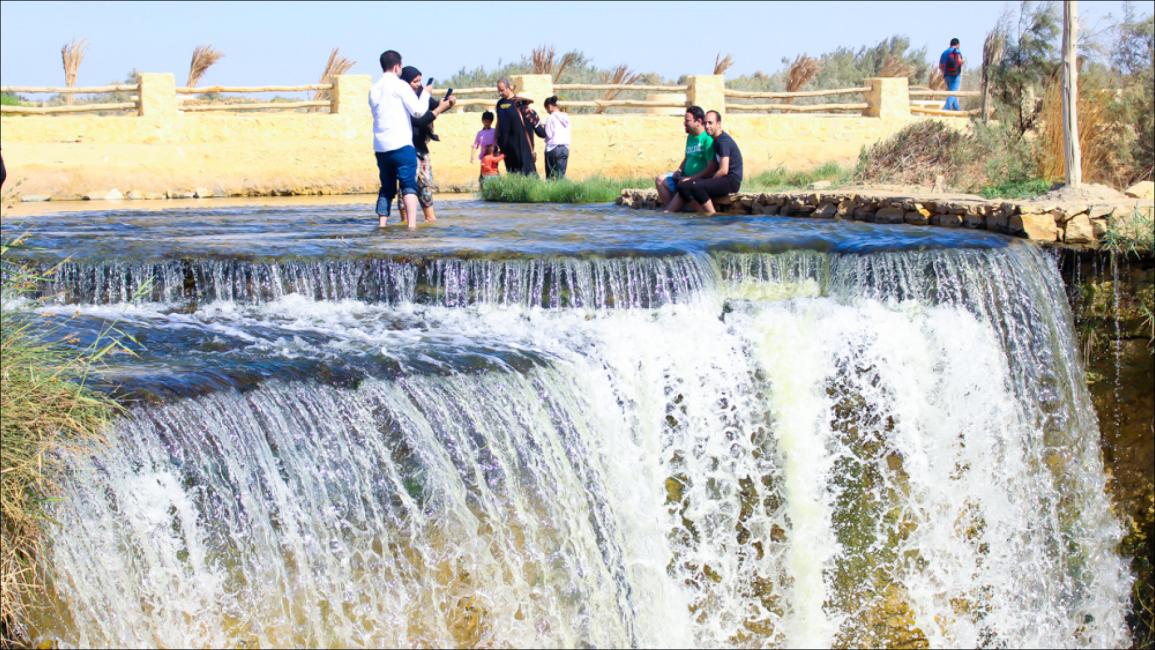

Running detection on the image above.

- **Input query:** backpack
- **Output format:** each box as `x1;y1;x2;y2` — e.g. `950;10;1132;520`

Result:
943;49;963;77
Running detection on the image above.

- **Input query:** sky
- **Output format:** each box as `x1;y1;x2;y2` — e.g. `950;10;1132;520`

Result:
0;0;1139;89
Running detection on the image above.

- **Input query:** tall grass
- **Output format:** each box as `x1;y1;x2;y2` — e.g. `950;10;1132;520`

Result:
480;174;651;203
744;162;853;191
480;164;855;203
0;238;127;645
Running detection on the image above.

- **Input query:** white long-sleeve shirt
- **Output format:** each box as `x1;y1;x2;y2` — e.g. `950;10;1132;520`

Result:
541;111;571;152
368;72;429;153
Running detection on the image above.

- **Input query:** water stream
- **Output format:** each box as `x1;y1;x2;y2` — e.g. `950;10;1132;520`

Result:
2;201;1134;648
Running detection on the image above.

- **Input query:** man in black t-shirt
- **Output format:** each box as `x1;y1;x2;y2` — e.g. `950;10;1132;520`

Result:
677;110;743;215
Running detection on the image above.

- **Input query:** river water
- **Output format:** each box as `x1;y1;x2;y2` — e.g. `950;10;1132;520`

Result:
1;201;1134;648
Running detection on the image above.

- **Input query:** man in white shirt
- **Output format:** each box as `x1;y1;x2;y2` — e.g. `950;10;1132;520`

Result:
533;96;571;179
369;49;450;229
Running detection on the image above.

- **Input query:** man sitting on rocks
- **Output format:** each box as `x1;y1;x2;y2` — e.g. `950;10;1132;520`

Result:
654;106;715;212
675;110;742;215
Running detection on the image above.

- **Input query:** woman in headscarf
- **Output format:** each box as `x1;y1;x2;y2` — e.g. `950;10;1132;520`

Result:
398;65;456;222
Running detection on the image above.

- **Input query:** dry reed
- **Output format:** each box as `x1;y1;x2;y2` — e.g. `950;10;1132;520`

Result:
784;55;820;104
981;28;1006;121
531;45;580;82
1038;74;1126;186
713;52;734;76
878;54;913;79
186;44;224;87
60;38;87;106
595;64;641;114
928;68;947;91
313;48;356;103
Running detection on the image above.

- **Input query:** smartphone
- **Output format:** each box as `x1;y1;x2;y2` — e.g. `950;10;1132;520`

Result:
426;77;435;87
443;88;453;102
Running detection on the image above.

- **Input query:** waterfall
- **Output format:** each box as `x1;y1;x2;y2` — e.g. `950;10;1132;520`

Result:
27;243;1132;648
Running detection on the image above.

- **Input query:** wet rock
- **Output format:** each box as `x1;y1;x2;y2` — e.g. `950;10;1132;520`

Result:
963;210;985;229
20;194;51;202
875;207;905;224
169;190;196;199
931;213;962;227
904;210;929;225
853;207;875;221
813;203;837;219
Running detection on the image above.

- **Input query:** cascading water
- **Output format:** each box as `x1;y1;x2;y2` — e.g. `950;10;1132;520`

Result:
3;203;1133;648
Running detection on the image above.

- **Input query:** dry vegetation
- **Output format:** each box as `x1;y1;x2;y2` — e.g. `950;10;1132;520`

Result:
784;55;820;103
186;44;224;87
713;52;734;76
59;38;86;106
314;48;356;102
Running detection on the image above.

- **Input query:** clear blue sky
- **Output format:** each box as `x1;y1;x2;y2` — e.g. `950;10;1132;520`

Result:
0;0;1137;88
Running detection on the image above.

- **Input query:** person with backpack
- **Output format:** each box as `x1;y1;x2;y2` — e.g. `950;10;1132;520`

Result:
939;38;964;111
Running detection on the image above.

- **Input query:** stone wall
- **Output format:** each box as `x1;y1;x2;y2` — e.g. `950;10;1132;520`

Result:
2;74;961;201
618;188;1155;249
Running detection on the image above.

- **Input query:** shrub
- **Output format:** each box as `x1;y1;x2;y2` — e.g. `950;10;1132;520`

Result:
480;174;651;203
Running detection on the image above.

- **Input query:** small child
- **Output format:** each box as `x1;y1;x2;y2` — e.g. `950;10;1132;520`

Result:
479;144;505;187
470;111;496;163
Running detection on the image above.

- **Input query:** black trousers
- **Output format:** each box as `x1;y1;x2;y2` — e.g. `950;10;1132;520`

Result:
545;145;569;180
677;175;741;205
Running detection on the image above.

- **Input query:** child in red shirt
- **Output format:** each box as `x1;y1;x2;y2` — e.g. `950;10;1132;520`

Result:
479;145;505;188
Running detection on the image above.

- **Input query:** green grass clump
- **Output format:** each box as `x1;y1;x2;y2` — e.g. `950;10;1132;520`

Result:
1;238;126;645
480;164;854;204
743;162;853;192
977;178;1052;199
480;174;651;203
0;93;21;107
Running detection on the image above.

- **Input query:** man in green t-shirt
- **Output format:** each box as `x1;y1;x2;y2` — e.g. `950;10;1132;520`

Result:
654;105;716;212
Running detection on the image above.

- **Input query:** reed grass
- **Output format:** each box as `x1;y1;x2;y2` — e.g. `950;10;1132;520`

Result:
713;52;734;76
60;38;86;106
314;48;356;103
186;44;224;88
785;55;820;103
595;65;641;114
0;237;126;646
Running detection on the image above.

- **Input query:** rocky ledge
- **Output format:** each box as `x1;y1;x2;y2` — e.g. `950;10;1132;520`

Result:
617;186;1155;249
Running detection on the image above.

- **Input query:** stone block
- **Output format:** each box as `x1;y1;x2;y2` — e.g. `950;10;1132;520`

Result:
963;211;985;228
986;208;1010;232
194;187;214;198
853;207;875;221
931;213;962;227
169;190;196;199
1010;212;1059;241
813;203;837;218
1063;213;1096;245
83;189;124;201
20;195;51;202
875;207;904;224
904;210;929;225
1124;180;1153;199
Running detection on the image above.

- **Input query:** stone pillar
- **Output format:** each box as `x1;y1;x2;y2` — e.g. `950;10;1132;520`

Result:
137;73;177;117
863;77;911;118
332;74;372;119
509;74;553;106
686;75;726;113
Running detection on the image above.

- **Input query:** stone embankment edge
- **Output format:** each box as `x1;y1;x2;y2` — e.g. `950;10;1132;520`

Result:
617;188;1155;249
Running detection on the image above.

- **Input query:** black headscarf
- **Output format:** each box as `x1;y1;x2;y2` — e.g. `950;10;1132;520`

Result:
400;66;421;83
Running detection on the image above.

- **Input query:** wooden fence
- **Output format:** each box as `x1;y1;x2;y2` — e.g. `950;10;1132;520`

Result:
1;74;984;119
1;84;138;114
